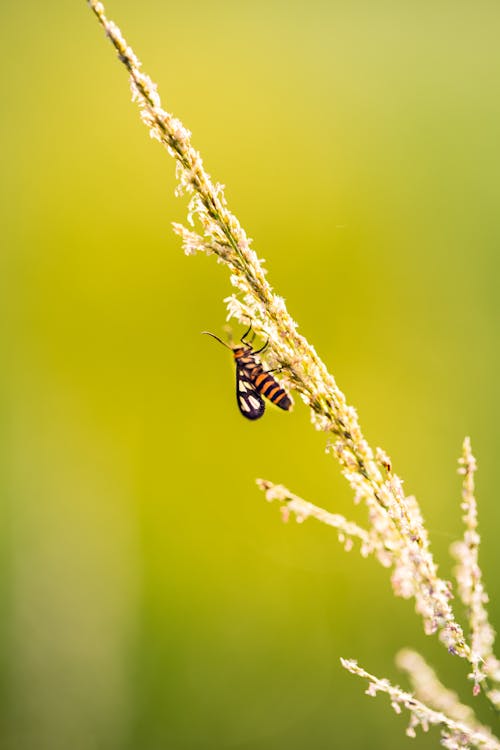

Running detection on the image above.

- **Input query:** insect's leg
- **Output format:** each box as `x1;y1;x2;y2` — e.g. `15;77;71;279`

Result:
240;321;253;344
253;339;269;355
263;359;293;374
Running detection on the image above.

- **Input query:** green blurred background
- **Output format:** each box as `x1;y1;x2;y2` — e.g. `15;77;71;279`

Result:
1;1;500;748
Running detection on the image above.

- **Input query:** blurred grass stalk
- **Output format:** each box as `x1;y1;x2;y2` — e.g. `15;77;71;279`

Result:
88;1;500;746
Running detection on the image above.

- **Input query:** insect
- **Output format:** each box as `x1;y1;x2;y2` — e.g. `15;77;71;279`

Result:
202;324;292;420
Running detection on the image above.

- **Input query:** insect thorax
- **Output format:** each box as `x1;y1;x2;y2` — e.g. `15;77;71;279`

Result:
233;347;259;368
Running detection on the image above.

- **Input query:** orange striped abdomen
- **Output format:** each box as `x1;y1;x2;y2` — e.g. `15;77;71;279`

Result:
247;365;291;411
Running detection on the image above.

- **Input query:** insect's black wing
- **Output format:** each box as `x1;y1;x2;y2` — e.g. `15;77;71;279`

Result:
236;365;265;420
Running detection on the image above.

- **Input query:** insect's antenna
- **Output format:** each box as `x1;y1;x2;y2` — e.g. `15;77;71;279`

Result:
201;331;233;350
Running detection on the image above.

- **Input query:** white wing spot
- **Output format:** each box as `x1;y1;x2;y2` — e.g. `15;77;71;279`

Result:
249;396;261;410
239;380;248;392
239;397;251;412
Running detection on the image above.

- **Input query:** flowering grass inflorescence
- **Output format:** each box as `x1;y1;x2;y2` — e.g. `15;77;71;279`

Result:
88;2;499;745
341;659;500;750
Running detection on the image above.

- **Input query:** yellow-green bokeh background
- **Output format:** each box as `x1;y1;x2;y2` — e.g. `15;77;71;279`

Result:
1;1;500;748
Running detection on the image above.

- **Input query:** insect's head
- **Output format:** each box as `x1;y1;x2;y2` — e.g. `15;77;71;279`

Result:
232;346;251;359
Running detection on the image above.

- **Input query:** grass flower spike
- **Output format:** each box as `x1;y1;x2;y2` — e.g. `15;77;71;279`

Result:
451;438;499;698
341;659;500;750
88;2;499;745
